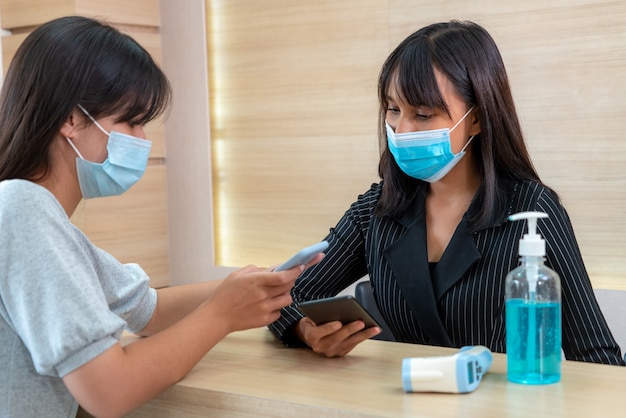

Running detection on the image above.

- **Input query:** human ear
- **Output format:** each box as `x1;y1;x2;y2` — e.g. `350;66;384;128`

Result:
468;109;481;136
59;108;82;139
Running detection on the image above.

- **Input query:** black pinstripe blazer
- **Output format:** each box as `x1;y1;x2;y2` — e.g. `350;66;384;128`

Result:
269;180;624;365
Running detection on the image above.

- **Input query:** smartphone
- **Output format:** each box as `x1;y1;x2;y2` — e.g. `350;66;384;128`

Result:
273;241;329;272
297;295;381;329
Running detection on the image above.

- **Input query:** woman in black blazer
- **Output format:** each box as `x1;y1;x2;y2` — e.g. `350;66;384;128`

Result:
269;20;624;365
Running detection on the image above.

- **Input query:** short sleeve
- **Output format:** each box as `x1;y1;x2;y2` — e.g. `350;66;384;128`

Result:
0;181;155;377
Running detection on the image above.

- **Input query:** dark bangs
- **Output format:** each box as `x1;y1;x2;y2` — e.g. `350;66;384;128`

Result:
110;57;171;126
81;30;171;125
378;33;449;120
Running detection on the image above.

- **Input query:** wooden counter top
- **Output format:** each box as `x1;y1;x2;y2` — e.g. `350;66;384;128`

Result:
125;328;626;417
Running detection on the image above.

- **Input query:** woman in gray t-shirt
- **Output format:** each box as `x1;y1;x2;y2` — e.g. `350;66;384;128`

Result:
0;16;318;418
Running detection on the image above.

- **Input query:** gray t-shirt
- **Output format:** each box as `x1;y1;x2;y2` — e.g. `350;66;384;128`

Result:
0;179;157;418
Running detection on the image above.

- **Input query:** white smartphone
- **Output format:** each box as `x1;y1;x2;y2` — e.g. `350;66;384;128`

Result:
273;241;329;272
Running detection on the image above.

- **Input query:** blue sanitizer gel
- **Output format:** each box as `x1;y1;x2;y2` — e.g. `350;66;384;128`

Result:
506;299;561;384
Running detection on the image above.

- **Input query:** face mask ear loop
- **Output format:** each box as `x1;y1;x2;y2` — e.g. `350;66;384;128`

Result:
450;105;476;133
65;137;85;160
77;104;111;136
460;135;476;154
450;105;476;154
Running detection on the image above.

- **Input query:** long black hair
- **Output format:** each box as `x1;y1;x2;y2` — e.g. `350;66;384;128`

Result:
376;20;551;231
0;16;171;182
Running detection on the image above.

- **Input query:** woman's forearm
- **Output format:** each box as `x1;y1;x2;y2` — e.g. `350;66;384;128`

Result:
138;280;223;336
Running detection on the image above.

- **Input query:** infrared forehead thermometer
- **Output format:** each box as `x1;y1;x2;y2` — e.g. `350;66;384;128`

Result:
402;346;493;394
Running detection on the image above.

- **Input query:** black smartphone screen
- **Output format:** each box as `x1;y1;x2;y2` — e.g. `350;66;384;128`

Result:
297;295;381;329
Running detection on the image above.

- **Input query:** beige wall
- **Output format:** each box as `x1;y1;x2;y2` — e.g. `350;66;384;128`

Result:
203;0;626;289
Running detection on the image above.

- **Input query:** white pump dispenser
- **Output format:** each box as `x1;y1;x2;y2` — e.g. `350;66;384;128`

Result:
511;211;547;257
509;211;548;294
505;211;561;385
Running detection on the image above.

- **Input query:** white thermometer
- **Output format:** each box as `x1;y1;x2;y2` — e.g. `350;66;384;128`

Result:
402;346;493;393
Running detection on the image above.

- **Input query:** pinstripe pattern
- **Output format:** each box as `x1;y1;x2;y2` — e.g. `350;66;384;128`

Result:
268;180;624;365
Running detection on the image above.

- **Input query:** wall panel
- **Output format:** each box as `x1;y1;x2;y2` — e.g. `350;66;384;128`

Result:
0;0;159;30
208;0;386;267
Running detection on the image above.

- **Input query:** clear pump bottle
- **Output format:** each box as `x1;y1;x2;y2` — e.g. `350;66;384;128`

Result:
505;211;561;384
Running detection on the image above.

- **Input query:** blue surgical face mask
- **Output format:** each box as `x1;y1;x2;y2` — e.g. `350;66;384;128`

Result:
66;105;152;199
386;106;475;182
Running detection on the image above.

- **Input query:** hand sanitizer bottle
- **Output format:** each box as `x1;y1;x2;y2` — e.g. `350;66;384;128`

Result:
505;211;561;384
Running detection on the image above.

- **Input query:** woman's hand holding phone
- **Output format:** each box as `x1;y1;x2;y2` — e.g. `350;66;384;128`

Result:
271;241;383;357
295;297;382;357
296;316;381;357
